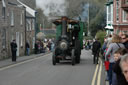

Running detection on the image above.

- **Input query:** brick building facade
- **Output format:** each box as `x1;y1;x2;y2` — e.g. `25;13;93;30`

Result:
113;0;128;34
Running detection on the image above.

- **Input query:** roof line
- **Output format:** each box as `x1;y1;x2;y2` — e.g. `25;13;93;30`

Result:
17;0;36;17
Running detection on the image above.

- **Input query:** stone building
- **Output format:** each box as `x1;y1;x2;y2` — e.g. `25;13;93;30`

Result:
0;0;36;59
17;0;36;54
0;0;25;59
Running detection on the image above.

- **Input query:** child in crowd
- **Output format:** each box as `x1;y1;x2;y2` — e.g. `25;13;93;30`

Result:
113;48;128;85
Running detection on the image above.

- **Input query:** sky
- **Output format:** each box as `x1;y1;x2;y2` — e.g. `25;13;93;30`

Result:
36;0;67;16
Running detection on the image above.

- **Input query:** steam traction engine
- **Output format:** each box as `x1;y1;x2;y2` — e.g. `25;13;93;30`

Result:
52;16;83;65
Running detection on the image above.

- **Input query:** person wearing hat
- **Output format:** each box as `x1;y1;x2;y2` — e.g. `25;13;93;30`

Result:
10;40;17;62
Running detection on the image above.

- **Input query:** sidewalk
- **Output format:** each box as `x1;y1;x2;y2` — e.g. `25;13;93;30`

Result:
0;52;50;68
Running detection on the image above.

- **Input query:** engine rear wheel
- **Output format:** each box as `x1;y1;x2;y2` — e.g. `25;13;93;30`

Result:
52;51;56;65
71;49;75;65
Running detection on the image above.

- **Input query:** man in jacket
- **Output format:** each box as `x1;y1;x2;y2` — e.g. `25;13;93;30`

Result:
10;40;17;62
92;38;101;64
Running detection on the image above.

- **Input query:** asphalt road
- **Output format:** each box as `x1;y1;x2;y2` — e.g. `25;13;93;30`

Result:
0;50;106;85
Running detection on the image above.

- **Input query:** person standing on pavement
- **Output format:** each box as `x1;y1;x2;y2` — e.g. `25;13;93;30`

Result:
10;39;17;62
35;40;38;54
121;34;128;50
113;48;128;85
92;38;101;64
26;41;30;56
105;34;125;85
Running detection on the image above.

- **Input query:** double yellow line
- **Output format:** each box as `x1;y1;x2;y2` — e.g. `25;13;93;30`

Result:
91;58;103;85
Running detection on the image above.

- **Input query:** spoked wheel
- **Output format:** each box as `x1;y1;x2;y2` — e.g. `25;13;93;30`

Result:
71;49;75;66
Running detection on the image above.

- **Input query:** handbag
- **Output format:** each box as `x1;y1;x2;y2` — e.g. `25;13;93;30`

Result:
104;61;110;71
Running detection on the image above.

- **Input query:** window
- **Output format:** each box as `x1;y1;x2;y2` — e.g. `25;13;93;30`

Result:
111;4;113;22
20;32;23;47
116;29;120;34
123;30;128;34
11;35;14;42
108;5;111;21
11;11;14;26
26;23;29;31
32;37;35;49
30;20;32;31
2;7;5;18
20;11;23;25
32;19;35;30
125;0;128;4
26;19;31;31
2;29;6;49
2;0;6;19
116;1;119;22
26;20;30;31
122;10;127;22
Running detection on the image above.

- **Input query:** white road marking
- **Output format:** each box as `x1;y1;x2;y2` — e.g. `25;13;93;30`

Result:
0;53;51;71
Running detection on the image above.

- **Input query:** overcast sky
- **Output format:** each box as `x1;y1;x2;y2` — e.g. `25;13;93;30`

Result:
36;0;67;16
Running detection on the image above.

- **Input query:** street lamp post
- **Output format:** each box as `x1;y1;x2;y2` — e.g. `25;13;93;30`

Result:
88;3;90;36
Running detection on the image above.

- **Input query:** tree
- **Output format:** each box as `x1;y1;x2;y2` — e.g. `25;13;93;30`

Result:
96;30;106;45
66;0;106;37
36;0;107;37
36;8;52;29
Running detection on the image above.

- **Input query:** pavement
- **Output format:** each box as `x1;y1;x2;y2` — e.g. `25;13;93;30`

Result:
0;52;50;68
105;71;109;85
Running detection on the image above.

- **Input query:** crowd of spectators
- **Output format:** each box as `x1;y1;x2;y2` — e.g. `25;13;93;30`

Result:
102;33;128;85
34;38;55;54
